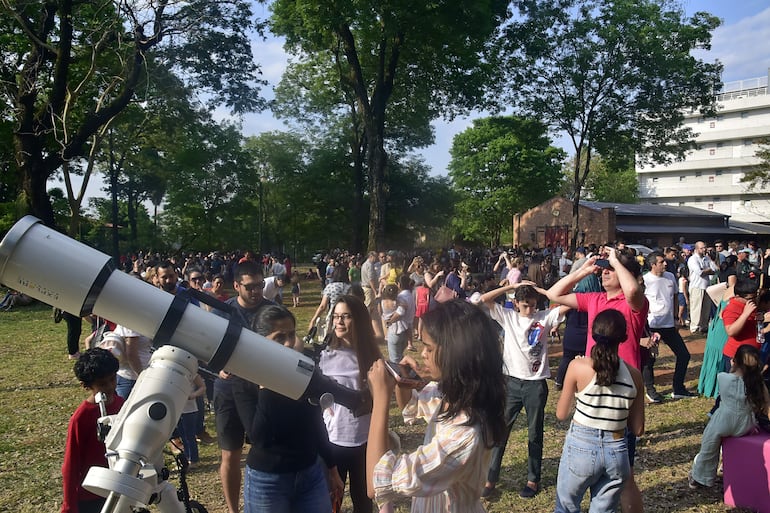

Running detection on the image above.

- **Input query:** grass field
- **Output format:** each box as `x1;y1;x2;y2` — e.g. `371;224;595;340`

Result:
0;275;756;513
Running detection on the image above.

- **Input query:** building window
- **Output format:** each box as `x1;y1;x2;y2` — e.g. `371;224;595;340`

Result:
652;177;658;183
709;176;714;182
716;169;723;176
714;197;721;202
695;171;702;177
679;175;686;181
678;202;685;206
744;139;753;146
743;199;752;207
709;121;715;128
695;197;702;202
708;203;714;210
716;142;723;148
709;148;715;155
741;111;749;118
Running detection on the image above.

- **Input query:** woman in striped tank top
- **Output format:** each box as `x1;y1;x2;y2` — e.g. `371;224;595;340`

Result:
554;310;645;513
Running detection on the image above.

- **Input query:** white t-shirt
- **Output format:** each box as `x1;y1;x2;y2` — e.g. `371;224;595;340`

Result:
318;346;370;447
643;271;677;329
488;303;563;380
113;324;152;380
397;289;416;327
262;276;282;301
688;254;716;290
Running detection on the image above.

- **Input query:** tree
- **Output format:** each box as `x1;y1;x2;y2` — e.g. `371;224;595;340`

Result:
162;119;256;250
495;0;723;248
741;138;770;190
271;0;509;250
0;0;265;228
449;116;565;246
560;153;639;203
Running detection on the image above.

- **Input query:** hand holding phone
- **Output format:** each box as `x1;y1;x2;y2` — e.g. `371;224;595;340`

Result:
384;360;427;389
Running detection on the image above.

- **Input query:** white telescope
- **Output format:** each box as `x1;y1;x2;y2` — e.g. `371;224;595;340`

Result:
0;216;366;512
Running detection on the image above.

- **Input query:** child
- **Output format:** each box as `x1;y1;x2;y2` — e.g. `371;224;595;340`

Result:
480;280;566;498
380;284;408;363
722;276;762;372
175;373;206;468
413;280;431;341
62;348;125;513
366;299;506;512
689;344;770;488
554;310;645;513
291;270;301;307
396;274;416;352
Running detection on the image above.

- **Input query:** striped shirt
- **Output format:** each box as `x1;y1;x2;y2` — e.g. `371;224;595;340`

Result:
373;382;490;513
572;362;637;432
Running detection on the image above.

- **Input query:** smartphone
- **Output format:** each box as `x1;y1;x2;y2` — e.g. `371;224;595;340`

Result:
594;259;612;269
384;360;426;387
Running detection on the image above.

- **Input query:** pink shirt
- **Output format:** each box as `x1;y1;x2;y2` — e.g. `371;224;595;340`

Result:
575;292;649;370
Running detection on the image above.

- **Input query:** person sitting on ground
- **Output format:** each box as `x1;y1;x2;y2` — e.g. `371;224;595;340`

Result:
61;348;125;513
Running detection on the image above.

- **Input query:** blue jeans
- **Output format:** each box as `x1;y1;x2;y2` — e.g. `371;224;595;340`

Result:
555;423;631;513
116;375;136;400
244;459;332;513
387;330;408;364
177;412;199;463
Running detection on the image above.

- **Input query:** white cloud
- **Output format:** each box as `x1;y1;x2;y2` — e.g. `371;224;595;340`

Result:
699;7;770;82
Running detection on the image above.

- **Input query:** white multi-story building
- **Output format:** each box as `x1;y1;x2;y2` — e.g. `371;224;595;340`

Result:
637;73;770;224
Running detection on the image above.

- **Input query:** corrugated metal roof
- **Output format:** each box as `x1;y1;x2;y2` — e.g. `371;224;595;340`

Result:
615;224;746;234
581;201;729;219
728;220;770;235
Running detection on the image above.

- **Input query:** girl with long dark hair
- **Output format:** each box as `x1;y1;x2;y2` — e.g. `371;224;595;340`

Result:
366;299;506;512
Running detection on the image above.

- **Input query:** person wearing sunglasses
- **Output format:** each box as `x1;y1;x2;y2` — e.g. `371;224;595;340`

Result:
212;261;274;513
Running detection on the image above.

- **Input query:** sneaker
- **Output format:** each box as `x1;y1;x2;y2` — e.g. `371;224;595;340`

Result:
688;472;709;489
645;390;664;404
480;484;495;498
519;483;539;498
672;390;697;399
67;352;81;360
196;431;216;444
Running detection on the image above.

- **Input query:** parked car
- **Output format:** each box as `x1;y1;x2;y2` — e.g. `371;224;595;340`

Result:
626;244;653;256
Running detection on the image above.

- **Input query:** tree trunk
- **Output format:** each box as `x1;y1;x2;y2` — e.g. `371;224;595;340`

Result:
366;125;387;251
109;132;120;259
15;131;57;227
350;134;366;253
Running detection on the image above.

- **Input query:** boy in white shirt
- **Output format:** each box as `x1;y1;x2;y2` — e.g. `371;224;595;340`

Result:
480;281;566;498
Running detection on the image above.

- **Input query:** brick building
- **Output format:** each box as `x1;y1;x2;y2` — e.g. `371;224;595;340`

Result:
513;197;770;249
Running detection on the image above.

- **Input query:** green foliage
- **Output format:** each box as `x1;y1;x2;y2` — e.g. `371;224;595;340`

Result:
0;0;267;226
496;0;723;246
449;116;565;246
741;138;770;190
561;153;639;203
271;0;509;248
161;120;258;251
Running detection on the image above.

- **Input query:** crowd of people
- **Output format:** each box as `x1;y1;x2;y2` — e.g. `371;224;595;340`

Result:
56;239;770;513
